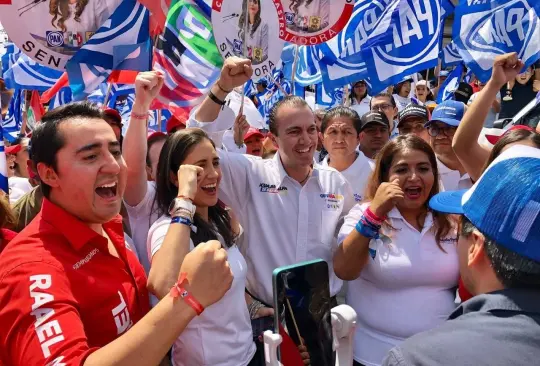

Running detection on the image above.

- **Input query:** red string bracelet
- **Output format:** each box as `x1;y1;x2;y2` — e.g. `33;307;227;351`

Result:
365;206;386;225
131;112;148;120
170;273;204;315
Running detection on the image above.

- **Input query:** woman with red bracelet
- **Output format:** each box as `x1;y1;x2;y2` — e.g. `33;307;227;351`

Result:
146;128;257;366
333;135;459;366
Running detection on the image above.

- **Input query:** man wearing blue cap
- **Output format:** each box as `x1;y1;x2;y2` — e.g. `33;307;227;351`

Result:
383;145;540;366
425;100;473;191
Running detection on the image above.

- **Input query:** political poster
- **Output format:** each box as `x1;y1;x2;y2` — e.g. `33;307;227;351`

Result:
212;0;285;81
0;0;122;70
275;0;354;45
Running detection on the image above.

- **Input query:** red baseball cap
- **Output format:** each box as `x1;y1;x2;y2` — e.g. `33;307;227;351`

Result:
103;108;123;126
485;125;534;145
5;144;21;155
147;131;166;141
166;115;187;133
244;127;264;141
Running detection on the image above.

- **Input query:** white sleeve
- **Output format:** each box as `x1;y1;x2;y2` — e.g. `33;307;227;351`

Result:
221;130;248;154
337;203;366;245
217;149;257;214
147;216;170;262
187;105;236;133
124;181;155;219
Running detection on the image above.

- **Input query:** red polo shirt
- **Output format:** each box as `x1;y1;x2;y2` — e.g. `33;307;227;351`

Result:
0;198;150;365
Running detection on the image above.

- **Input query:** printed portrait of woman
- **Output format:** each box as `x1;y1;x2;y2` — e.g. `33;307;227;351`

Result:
285;0;330;34
236;0;268;65
48;0;118;40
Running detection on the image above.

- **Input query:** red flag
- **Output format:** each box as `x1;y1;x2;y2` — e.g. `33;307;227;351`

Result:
138;0;171;36
0;0;13;4
278;324;306;366
27;90;45;129
108;70;140;84
40;73;69;103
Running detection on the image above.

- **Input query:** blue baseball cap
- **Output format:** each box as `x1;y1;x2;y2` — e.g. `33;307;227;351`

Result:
425;100;466;127
429;145;540;261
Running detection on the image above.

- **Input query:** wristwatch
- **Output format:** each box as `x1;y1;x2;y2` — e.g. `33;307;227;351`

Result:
168;197;196;219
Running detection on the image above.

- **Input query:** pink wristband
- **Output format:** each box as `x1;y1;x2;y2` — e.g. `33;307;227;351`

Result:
131;112;148;120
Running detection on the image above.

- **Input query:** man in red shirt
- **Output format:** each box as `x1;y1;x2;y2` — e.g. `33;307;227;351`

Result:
0;79;234;366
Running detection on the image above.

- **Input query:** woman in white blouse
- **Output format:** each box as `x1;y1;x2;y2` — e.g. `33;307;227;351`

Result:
319;107;373;202
349;80;371;118
333;135;459;366
146;129;258;366
237;0;268;65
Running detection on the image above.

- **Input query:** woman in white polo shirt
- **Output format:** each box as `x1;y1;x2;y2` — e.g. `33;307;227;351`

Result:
333;135;459;366
319;107;373;203
349;80;371;117
146;129;257;366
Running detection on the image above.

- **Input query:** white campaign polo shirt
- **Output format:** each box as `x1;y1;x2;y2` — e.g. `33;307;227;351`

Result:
188;106;355;304
148;216;255;366
321;152;373;203
124;181;159;274
350;96;371;118
437;159;474;191
338;203;459;366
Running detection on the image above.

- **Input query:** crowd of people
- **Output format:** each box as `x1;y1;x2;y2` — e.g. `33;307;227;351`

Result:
0;52;538;366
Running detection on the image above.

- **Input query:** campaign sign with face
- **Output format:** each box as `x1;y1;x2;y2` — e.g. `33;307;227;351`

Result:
275;0;354;45
212;0;284;81
0;0;122;70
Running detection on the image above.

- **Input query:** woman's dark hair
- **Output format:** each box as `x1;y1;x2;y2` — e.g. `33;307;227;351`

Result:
239;0;261;38
482;129;540;172
290;0;314;13
320;106;362;135
31;101;105;199
350;81;368;104
364;135;452;250
152;128;235;247
50;0;89;33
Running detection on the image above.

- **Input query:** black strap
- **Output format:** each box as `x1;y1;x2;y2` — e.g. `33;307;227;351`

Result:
208;90;226;106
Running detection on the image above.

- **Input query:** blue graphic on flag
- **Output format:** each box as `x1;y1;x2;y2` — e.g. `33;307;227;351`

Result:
112;39;152;71
436;63;464;104
440;41;462;67
66;0;149;99
315;0;374;92
316;83;344;108
454;0;540;82
0;128;9;195
360;0;454;94
0;43;21;78
4;53;63;91
87;83;109;106
50;88;73;109
2;90;23;142
107;84;136;108
463;67;473;84
256;71;291;124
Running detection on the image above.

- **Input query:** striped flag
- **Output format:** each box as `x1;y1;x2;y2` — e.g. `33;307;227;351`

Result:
4;53;63;91
440;41;462;68
66;0;150;100
49;88;73;109
152;0;222;119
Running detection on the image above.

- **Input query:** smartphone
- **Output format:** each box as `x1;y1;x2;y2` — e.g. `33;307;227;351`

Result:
272;260;334;366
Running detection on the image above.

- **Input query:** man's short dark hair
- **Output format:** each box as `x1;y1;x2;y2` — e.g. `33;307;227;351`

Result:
370;93;397;109
461;216;540;289
320;106;362;134
31;102;105;198
268;96;310;136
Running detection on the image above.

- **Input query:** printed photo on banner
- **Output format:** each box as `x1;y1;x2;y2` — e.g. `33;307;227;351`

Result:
212;0;284;80
275;0;353;45
0;0;122;70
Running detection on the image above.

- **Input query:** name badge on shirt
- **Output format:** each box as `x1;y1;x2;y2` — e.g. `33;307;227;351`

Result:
320;193;343;210
259;183;288;195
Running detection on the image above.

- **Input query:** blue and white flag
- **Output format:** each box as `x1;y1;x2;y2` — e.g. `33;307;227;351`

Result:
454;0;540;82
0;43;21;78
436;63;464;103
66;0;150;100
87;83;109;106
4;53;63;91
463;67;473;84
315;0;373;92
255;71;291;125
440;41;462;67
287;45;322;87
49;88;73;109
360;0;454;94
316;83;344;108
112;39;152;71
2;89;23;142
0;128;9;195
107;84;136;108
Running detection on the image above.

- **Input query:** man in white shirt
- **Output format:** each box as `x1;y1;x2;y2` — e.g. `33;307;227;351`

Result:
425;101;473;191
189;57;355;305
